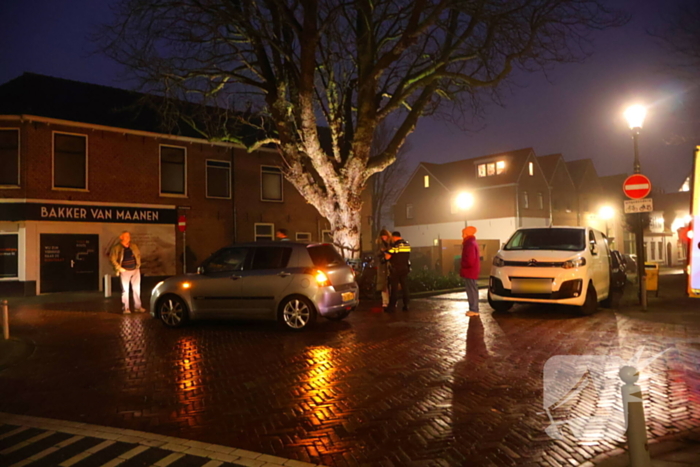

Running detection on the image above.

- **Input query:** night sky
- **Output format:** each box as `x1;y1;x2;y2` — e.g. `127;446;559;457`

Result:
1;0;695;192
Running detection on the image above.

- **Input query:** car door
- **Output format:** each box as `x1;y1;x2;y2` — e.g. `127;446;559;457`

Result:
192;247;249;317
235;246;295;317
588;230;609;298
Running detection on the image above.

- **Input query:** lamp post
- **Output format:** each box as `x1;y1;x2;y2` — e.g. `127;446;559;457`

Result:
624;105;648;310
455;192;475;227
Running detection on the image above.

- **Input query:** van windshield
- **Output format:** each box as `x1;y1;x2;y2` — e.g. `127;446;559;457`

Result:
504;228;586;251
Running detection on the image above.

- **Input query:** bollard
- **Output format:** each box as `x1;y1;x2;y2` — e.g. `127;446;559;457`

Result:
620;366;651;467
104;274;112;298
2;300;8;340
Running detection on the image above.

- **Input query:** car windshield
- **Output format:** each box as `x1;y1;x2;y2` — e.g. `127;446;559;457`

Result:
307;244;344;267
504;228;586;251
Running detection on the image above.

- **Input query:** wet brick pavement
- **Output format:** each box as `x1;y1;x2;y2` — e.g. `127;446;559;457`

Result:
1;275;699;466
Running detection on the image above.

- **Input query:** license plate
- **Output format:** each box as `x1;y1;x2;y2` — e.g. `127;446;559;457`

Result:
511;278;552;294
342;292;355;302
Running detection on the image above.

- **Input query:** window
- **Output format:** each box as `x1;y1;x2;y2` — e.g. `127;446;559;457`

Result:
203;247;248;273
477;164;486;177
261;166;283;201
0;233;19;279
54;132;87;189
308;244;345;267
424;175;430;188
0;129;19;186
487;162;496;176
250;247;292;270
658;241;663;261
523;192;529;209
206;160;231;199
496;160;505;174
321;230;333;243
538;192;544;210
650;242;656;260
406;203;414;219
296;232;312;242
528;161;534;176
254;223;274;241
160;145;186;195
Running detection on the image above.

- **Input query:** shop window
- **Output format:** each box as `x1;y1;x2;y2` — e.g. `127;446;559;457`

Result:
296;232;312;242
406;203;414;219
496;160;505;174
0;129;19;187
523;192;529;209
538;192;544;210
477;164;486;178
54;132;87;190
206;160;231;199
0;233;19;279
424;175;430;188
254;223;274;241
261;166;283;201
160;145;187;196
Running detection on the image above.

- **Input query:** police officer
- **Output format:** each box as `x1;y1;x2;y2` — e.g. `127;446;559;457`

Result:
384;231;411;312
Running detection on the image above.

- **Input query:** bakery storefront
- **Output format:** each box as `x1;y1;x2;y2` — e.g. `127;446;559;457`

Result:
0;200;177;296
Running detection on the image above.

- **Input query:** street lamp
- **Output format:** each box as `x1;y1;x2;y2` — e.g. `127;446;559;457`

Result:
624;104;648;309
455;191;474;227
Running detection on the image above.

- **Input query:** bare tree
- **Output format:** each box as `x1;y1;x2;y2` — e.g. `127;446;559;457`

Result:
100;0;626;258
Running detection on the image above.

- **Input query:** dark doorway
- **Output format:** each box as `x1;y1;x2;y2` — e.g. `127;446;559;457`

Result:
40;234;99;293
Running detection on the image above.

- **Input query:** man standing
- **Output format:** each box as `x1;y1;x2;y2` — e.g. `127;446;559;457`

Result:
109;231;145;314
385;231;411;312
460;226;481;317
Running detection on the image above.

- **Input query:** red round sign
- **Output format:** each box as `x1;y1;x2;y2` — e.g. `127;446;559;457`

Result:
623;174;652;200
177;215;187;232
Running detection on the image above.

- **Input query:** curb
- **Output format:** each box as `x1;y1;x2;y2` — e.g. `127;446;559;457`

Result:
0;336;35;371
409;284;488;299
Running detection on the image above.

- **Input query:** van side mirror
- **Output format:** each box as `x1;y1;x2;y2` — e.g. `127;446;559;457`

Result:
590;242;598;256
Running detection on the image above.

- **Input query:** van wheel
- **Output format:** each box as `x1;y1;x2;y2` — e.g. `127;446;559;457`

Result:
158;295;189;328
279;296;317;331
488;292;513;313
579;283;598;315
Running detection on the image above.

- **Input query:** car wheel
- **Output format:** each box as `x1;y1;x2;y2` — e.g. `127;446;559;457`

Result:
158;295;189;328
579;283;598;315
488;292;514;313
279;296;317;331
326;309;351;321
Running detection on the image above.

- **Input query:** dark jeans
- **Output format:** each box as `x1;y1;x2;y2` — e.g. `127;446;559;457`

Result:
388;269;409;310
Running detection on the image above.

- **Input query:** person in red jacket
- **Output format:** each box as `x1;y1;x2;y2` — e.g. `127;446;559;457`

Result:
460;226;481;317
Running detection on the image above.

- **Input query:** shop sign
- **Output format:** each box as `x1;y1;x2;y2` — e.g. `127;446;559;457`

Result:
0;202;177;224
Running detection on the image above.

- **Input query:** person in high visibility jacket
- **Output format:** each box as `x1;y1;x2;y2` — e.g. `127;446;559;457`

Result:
384;231;411;312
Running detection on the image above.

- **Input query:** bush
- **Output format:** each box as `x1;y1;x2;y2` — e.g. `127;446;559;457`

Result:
406;269;463;293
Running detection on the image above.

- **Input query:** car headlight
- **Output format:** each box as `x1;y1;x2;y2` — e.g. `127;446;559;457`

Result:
492;256;505;267
563;257;586;269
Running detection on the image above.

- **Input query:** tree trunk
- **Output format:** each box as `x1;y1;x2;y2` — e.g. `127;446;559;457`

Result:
327;203;362;259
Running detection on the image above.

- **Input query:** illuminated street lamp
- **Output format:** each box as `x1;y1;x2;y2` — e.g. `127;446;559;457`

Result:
624;104;648;309
455;192;474;227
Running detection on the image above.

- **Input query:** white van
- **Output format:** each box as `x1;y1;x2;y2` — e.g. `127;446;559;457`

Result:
488;226;611;315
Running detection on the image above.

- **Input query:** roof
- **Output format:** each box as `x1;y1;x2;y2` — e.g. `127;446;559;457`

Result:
0;73;268;145
420;147;535;191
598;174;629;197
566;159;598;189
537;154;563;183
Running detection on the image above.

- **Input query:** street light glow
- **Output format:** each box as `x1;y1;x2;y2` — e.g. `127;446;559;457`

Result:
624;105;646;130
599;206;615;220
455;192;474;210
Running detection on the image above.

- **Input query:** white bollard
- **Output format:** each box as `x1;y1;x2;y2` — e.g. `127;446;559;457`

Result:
104;274;112;298
620;366;652;467
2;300;8;340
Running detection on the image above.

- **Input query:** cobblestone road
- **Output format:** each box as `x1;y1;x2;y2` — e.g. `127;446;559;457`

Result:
1;280;699;466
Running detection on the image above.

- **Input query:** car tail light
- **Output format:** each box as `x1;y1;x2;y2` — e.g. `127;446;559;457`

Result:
315;270;331;287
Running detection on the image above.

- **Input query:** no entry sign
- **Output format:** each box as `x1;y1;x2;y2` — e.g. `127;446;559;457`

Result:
178;215;187;232
623;174;652;200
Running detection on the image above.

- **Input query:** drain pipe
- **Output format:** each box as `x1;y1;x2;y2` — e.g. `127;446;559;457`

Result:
2;300;9;340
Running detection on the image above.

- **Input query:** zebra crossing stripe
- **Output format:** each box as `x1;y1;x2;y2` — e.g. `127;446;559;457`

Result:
59;440;115;467
9;435;84;467
99;445;150;467
1;430;56;455
0;426;30;440
153;452;185;466
201;461;223;467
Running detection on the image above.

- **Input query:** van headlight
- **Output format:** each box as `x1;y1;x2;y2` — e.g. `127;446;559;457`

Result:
493;256;505;267
563;258;586;269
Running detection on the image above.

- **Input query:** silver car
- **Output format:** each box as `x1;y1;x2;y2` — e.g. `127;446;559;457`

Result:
150;242;359;330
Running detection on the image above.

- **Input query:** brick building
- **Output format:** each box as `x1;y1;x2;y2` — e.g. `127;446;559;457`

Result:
0;73;371;295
